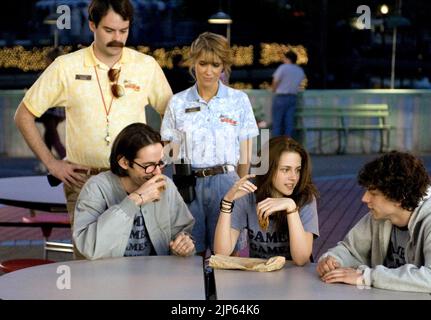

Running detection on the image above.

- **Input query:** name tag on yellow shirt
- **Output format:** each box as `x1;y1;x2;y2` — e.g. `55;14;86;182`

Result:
75;74;92;80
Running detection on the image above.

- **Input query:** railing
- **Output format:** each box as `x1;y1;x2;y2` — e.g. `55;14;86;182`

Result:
245;89;431;154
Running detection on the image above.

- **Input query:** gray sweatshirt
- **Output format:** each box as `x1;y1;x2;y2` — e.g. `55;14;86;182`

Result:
73;171;195;260
321;188;431;293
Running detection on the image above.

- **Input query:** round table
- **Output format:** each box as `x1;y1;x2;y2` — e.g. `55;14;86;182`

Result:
0;176;66;212
0;256;205;300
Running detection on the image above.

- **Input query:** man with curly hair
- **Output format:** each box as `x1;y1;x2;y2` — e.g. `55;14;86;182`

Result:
316;151;431;292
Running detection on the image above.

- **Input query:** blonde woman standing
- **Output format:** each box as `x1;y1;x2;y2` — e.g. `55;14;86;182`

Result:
161;32;259;255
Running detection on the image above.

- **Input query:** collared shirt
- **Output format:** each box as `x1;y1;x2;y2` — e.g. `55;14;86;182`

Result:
160;81;259;168
273;63;305;94
23;44;172;168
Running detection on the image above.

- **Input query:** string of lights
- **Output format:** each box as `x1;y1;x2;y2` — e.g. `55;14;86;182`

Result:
0;43;307;72
260;43;308;66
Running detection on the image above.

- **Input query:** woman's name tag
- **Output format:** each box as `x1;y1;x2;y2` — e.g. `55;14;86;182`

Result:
185;106;201;113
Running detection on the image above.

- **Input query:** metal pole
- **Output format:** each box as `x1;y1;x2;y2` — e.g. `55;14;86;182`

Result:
54;28;59;47
390;26;397;89
226;24;231;45
321;0;328;88
390;0;402;89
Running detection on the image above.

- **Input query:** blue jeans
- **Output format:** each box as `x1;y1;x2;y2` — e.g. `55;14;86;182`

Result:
271;94;297;137
187;171;239;253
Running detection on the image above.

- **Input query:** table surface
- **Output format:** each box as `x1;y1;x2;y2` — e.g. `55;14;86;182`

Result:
214;262;431;300
0;256;205;300
0;176;66;212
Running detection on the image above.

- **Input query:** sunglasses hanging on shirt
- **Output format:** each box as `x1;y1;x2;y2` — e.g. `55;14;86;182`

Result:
94;66;125;146
108;68;125;98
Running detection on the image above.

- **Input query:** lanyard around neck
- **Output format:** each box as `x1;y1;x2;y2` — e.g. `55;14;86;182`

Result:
94;66;115;145
94;66;114;118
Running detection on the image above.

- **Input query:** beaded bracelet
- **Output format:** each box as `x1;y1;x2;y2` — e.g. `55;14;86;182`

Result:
220;198;235;214
220;198;234;208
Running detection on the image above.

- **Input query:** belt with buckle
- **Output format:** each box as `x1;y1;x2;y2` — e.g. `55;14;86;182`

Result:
74;168;109;175
194;165;235;178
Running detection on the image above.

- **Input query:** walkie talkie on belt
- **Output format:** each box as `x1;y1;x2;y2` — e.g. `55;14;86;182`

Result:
172;132;196;203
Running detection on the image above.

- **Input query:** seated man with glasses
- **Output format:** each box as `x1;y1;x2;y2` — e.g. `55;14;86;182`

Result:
73;123;195;260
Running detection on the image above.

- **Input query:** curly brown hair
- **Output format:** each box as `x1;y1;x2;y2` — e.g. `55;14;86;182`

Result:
358;151;430;211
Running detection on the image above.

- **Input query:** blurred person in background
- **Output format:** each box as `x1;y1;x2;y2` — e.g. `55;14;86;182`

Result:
271;51;306;138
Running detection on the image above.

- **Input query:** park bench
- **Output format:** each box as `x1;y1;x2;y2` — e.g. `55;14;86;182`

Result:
295;104;393;154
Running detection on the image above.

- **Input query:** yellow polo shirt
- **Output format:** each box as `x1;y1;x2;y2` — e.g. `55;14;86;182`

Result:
23;45;172;168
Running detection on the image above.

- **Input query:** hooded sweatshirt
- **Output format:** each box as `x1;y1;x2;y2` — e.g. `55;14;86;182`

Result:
320;187;431;293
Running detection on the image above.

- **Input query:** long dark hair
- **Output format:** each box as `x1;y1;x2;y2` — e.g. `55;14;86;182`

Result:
256;136;318;229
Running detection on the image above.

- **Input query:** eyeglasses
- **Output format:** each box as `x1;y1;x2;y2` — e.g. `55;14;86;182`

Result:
132;160;166;174
108;68;125;98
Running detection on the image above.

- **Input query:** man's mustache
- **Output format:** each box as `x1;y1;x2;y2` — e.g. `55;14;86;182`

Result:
107;41;125;48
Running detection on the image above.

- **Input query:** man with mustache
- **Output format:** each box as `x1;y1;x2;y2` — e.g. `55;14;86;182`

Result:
316;151;431;293
73;123;195;259
14;0;172;258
